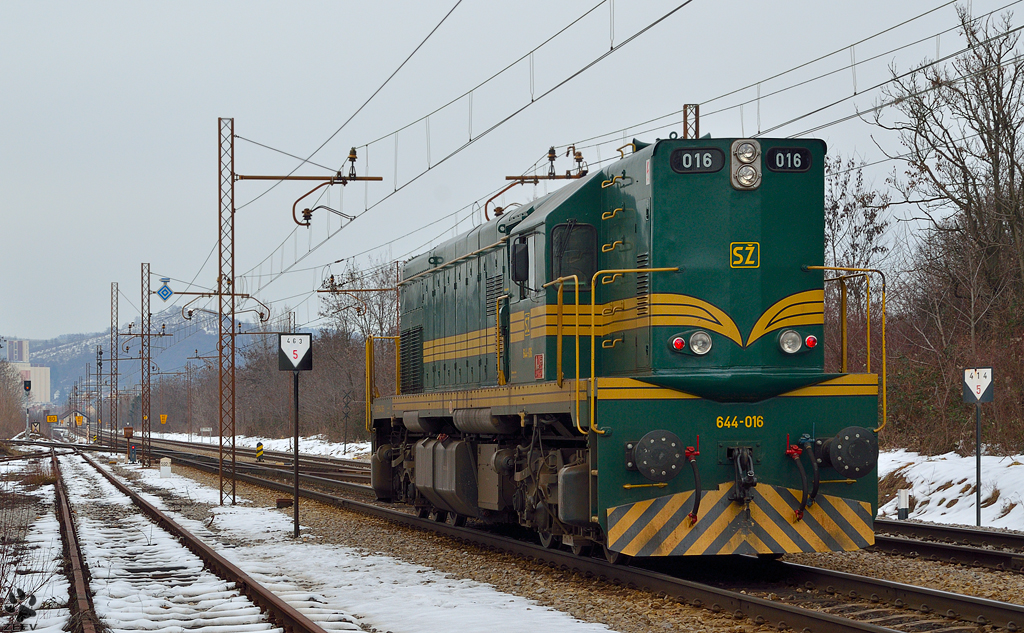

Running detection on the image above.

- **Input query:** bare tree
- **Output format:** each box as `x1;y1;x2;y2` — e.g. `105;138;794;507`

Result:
320;257;400;339
871;6;1024;453
0;361;25;438
873;6;1024;297
822;154;891;373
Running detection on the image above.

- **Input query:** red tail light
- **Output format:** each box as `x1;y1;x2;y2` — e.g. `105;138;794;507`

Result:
805;335;818;349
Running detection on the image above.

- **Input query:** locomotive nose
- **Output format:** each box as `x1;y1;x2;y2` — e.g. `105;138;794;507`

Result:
817;426;878;479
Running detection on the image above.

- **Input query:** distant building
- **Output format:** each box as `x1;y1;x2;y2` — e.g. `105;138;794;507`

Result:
12;363;52;404
6;340;28;363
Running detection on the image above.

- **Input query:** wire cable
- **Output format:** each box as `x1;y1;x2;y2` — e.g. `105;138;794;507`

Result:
236;1;463;211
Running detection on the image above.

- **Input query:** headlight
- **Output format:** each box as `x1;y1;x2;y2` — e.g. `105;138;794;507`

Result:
689;331;712;355
735;142;757;164
730;139;761;190
735;165;759;187
779;330;802;354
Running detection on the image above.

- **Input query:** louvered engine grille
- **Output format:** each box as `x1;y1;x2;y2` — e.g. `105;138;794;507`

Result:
485;275;504;317
399;326;424;394
636;252;650;316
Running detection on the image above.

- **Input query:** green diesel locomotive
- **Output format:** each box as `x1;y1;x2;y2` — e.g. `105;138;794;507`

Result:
368;136;880;560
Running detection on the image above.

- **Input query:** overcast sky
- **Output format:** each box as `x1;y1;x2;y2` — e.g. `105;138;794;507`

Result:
0;0;1010;343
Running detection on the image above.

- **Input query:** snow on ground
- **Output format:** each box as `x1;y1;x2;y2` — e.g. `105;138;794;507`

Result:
0;459;70;633
60;456;284;633
153;431;372;460
877;449;1024;529
101;458;617;633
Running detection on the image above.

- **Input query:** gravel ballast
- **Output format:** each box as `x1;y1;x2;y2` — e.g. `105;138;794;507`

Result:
114;458;1024;632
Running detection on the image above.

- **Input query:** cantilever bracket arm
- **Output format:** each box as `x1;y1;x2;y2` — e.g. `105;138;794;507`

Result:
485;179;538;221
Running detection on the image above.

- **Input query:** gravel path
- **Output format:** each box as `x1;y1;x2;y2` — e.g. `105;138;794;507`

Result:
115;458;1024;632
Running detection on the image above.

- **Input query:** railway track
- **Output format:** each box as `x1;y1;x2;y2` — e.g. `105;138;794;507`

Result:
36;435;1024;575
29;436;1024;631
125;437;1024;575
106;440;1024;633
874;518;1024;572
50;448;336;633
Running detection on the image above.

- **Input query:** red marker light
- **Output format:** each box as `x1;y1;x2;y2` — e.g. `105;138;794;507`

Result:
805;335;818;349
672;337;685;350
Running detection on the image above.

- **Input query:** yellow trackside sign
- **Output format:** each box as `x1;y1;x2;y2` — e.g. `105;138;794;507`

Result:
160;414;167;424
46;415;57;424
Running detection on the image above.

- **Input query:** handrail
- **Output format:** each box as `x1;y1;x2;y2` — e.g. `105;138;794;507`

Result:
398;237;509;286
806;266;887;433
365;338;373;432
823;273;867;373
495;295;510;386
589;267;679;435
364;335;400;432
542;276;582;433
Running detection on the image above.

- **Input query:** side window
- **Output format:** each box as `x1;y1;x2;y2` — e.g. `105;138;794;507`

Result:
550;221;596;289
511;232;544;299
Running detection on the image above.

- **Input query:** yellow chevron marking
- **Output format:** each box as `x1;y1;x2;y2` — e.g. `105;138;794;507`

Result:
750;494;802;552
607;483;874;556
648;492;698;556
746;289;824;346
608;498;657;545
685;490;744;555
620;492;690;556
648;294;743;346
421;290;828;362
831;499;876;544
719;529;772;555
758;485;836;549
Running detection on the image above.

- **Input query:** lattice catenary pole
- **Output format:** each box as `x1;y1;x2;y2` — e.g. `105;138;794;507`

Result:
110;282;118;445
218;117;237;505
141;263;152;467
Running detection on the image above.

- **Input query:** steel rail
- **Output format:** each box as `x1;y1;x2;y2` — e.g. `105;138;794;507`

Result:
50;450;99;633
147;450;898;632
135;447;374;496
116;434;370;469
775;560;1024;630
76;451;328;633
877;517;1024;551
873;534;1024;573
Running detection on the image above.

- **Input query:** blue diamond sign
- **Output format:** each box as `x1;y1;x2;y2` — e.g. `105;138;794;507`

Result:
157;278;173;301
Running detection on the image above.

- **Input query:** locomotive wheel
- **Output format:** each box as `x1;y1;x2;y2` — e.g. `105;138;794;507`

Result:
445;513;466;527
602;543;627;565
428;508;447;522
570;542;592;557
538;531;558;549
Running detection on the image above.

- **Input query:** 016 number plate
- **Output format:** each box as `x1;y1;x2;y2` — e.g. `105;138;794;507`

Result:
765;147;811;172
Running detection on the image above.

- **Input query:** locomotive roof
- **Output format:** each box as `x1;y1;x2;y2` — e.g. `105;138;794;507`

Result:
400;163;605;281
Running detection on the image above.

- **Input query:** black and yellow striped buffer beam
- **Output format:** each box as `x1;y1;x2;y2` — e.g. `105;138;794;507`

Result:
606;482;873;556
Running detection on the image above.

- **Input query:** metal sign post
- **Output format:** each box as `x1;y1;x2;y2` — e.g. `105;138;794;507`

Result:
963;367;994;527
279;333;312;538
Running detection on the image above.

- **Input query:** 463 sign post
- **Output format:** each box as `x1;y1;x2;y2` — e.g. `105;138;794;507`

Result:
963;367;994;527
279;333;312;538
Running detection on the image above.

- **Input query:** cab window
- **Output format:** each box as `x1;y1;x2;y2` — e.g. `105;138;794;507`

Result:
550;221;596;289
